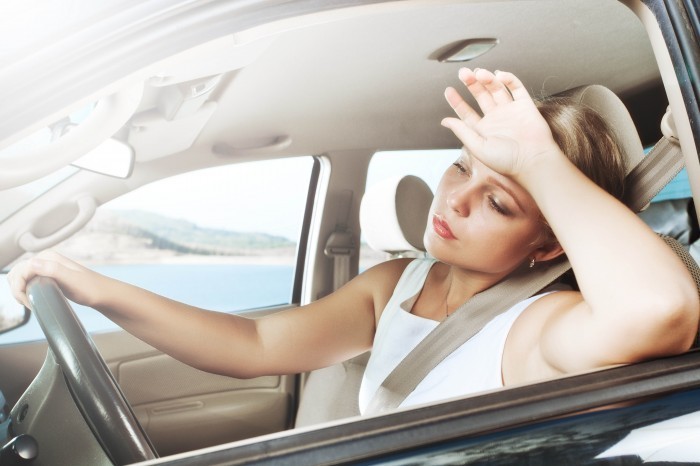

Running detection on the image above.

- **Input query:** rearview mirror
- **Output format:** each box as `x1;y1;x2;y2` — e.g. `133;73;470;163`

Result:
0;305;30;335
0;277;31;335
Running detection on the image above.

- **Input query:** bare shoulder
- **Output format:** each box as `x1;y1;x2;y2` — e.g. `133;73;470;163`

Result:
354;258;415;321
355;257;414;285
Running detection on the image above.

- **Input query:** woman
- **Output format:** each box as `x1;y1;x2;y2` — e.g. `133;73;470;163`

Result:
8;69;699;413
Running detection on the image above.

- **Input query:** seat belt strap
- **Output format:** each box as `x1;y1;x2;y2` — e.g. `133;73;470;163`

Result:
624;137;685;211
324;190;356;291
365;137;684;415
325;230;356;291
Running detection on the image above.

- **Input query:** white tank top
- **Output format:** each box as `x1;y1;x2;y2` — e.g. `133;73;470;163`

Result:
359;258;551;414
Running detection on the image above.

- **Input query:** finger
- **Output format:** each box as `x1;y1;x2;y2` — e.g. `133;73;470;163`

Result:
38;250;83;273
459;68;497;114
480;70;514;105
444;86;481;125
441;117;485;157
29;257;61;277
495;71;533;102
7;262;32;308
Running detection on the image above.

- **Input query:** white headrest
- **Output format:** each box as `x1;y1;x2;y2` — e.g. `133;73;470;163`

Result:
561;84;644;175
360;175;433;253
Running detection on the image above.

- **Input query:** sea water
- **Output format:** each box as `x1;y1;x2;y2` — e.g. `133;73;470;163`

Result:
0;263;295;345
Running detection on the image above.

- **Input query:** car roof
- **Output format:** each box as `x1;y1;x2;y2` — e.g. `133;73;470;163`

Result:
0;0;657;156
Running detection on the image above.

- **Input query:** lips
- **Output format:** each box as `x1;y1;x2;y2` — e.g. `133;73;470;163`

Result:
432;214;456;240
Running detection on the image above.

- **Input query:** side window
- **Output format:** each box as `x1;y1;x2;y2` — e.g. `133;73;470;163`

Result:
0;157;315;344
361;149;459;270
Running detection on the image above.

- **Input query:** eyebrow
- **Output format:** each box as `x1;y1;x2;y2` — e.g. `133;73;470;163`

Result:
486;175;526;214
461;148;527;214
458;150;472;171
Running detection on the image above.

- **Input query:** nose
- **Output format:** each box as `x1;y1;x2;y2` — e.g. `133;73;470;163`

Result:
446;182;476;217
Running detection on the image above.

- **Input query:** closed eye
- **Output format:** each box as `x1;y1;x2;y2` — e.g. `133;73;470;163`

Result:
488;195;511;216
452;161;471;177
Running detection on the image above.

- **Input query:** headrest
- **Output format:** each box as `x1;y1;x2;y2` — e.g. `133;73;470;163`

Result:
560;84;644;175
360;175;433;253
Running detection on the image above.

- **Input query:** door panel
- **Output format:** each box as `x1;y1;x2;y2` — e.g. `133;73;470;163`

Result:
96;328;296;456
0;327;297;457
133;389;291;456
0;339;47;407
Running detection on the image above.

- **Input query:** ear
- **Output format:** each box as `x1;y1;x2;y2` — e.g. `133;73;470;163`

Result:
531;240;564;263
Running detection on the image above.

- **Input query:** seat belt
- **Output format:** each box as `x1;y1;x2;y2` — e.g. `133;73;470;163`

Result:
324;229;355;291
623;137;685;208
365;136;685;415
324;190;356;291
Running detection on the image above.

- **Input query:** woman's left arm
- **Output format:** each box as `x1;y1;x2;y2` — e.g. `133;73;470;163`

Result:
442;68;699;372
518;141;698;370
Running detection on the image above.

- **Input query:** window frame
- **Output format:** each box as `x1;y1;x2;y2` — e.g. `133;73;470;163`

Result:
145;349;700;465
0;156;321;345
291;157;321;304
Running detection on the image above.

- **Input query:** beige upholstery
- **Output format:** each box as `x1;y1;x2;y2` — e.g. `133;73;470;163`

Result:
562;84;644;175
294;352;370;427
359;175;433;254
295;85;644;427
295;174;434;427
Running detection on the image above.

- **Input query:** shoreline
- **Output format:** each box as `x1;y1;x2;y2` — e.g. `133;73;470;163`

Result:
80;252;299;267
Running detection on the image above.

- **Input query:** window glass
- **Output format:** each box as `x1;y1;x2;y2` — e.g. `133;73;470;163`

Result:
653;168;691;202
646;142;692;203
361;149;459;270
0;157;314;344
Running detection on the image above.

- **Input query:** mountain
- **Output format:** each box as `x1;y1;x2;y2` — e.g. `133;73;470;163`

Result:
108;210;294;254
57;209;296;262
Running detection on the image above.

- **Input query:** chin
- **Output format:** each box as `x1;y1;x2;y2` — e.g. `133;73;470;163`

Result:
423;237;452;264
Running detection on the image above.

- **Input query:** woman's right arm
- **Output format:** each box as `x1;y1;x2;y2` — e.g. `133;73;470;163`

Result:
8;251;409;378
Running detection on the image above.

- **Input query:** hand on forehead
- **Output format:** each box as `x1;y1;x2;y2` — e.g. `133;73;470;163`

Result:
440;68;557;179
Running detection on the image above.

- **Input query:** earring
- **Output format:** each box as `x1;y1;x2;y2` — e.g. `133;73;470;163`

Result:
529;258;535;268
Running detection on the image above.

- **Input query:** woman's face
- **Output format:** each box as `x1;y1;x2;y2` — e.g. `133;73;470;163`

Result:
424;149;548;277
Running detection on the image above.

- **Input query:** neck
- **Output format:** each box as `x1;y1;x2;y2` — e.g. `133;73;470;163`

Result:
442;264;512;316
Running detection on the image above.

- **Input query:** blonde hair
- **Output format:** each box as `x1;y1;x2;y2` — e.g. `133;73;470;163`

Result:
535;97;627;242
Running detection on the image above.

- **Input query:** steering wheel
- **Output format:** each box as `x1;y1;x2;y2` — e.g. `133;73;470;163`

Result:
27;276;157;465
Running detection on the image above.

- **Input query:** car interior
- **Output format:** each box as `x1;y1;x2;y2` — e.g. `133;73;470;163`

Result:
0;0;699;464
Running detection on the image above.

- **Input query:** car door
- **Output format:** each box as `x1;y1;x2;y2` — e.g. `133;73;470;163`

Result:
0;156;319;456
